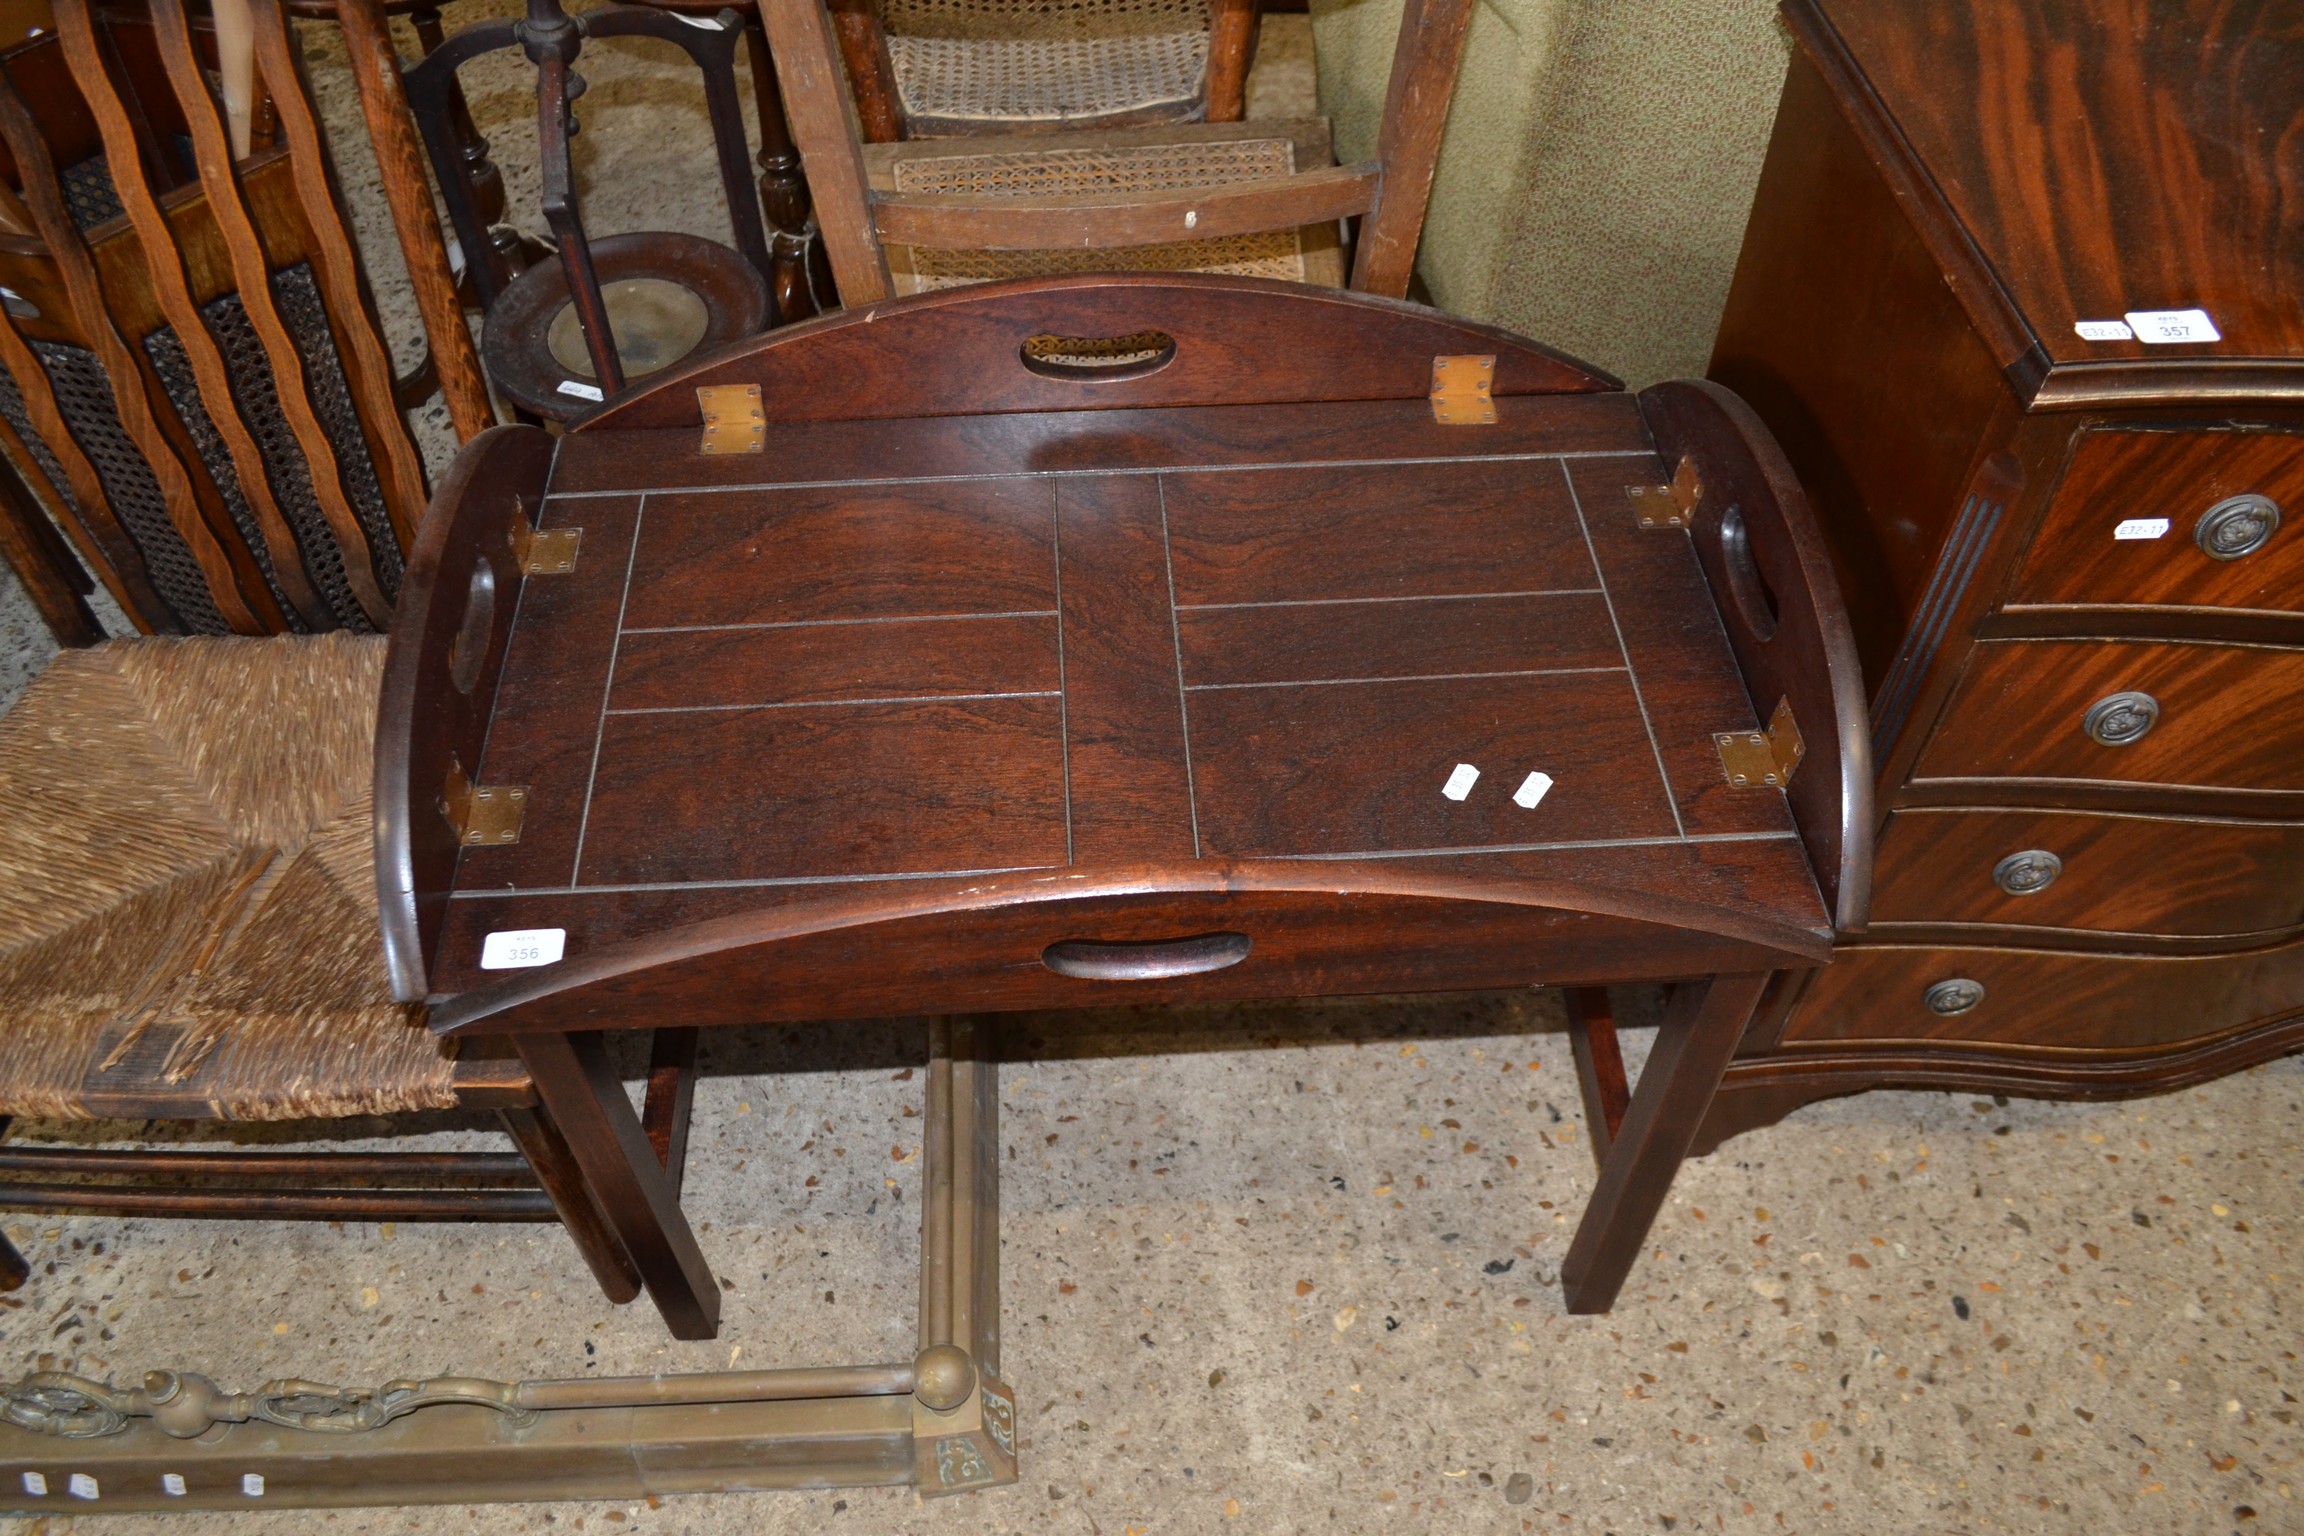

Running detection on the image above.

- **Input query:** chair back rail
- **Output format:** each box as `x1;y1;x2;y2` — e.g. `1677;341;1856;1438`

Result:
1642;379;1875;934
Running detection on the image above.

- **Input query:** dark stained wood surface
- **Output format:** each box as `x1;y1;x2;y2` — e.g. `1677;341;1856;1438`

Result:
1782;934;2304;1055
1912;639;2304;796
2007;427;2304;618
1870;807;2304;941
1799;0;2304;387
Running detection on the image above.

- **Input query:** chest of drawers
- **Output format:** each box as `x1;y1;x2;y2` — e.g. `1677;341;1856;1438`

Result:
1700;0;2304;1147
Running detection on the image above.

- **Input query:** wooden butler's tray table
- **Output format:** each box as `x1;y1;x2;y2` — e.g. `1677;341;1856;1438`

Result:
375;274;1873;1495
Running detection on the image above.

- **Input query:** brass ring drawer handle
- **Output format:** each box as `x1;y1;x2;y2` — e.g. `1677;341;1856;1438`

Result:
1042;932;1252;981
1993;849;2062;895
2082;690;2159;747
2196;494;2280;561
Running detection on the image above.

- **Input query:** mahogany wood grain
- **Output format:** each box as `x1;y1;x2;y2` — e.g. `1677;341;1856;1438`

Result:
1783;935;2304;1055
148;0;390;626
579;274;1615;433
498;1101;645;1303
611;613;1060;712
554;395;1650;499
1870;808;2304;941
1641;380;1874;931
334;0;494;441
1348;0;1474;298
1913;640;2304;796
1177;593;1619;688
1560;972;1770;1313
2007;427;2304;618
1799;0;2304;385
1562;987;1627;1160
425;833;1827;994
870;162;1379;251
375;426;555;1001
1055;474;1198;863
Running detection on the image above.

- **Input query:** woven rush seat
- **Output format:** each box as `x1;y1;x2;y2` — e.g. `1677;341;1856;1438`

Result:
879;0;1212;132
0;634;454;1123
871;120;1344;293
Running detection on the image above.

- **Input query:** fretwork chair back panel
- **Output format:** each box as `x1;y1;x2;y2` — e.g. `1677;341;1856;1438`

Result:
833;0;1261;140
767;0;1470;305
0;0;424;639
0;634;678;1312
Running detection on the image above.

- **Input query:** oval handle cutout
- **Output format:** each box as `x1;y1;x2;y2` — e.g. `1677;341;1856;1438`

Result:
447;559;497;695
1019;330;1177;382
1042;931;1251;981
1717;503;1780;642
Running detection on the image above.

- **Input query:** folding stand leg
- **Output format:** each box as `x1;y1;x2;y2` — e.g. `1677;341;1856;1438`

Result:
910;1015;1016;1494
1560;973;1771;1314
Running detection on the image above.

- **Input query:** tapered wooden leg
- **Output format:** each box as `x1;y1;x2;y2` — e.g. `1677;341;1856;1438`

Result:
1563;986;1628;1164
497;1103;642;1305
642;1026;699;1188
514;1031;721;1339
1560;973;1771;1314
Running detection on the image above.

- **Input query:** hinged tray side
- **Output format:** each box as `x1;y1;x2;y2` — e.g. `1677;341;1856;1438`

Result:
374;425;557;1002
1639;379;1875;933
572;273;1621;432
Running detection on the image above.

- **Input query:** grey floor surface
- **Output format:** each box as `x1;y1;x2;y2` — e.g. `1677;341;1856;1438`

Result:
0;10;2295;1534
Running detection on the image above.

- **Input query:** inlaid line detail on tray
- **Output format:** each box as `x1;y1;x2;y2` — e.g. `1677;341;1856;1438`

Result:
604;690;1062;716
617;608;1059;637
569;492;650;887
1558;460;1682;839
1274;830;1802;861
449;863;1070;899
1185;665;1628;693
1157;477;1202;859
1050;495;1075;866
1176;588;1603;612
546;449;1662;501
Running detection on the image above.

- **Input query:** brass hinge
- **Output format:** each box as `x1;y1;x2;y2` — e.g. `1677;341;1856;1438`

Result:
698;383;765;454
441;755;527;846
508;501;580;575
1715;696;1805;788
1429;355;1495;425
1627;455;1702;528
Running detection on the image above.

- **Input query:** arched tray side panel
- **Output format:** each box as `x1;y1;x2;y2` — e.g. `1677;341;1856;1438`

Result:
428;862;1830;1036
375;424;557;1002
575;273;1621;431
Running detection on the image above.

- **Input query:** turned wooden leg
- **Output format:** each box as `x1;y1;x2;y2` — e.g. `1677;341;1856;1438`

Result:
1560;972;1771;1314
498;1102;642;1305
514;1030;721;1339
741;14;824;322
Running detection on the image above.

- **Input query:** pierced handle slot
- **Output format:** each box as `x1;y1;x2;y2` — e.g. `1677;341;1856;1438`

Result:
1042;931;1251;981
1019;330;1177;381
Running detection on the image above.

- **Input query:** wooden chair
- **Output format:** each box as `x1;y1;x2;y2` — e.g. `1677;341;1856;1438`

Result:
828;0;1265;141
0;0;431;636
761;0;1471;303
0;633;681;1308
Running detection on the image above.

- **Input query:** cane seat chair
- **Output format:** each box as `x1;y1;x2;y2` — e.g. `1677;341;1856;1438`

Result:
0;0;426;638
0;633;667;1306
763;0;1470;304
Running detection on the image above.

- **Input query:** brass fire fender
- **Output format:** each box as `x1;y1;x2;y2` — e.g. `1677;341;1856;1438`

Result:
0;1019;1013;1512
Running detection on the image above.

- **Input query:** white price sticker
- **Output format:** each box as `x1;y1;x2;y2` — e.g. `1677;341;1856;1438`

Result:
2114;518;2170;541
556;379;606;402
163;1473;187;1496
68;1473;98;1500
2123;308;2220;344
1440;763;1480;801
481;928;567;970
21;1472;44;1496
242;1474;266;1497
1513;771;1554;809
2073;319;2133;342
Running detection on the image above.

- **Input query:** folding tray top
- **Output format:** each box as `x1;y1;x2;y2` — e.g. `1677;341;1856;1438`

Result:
380;277;1866;1031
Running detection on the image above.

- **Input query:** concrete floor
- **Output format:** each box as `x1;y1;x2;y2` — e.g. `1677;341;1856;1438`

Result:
1;9;2299;1533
